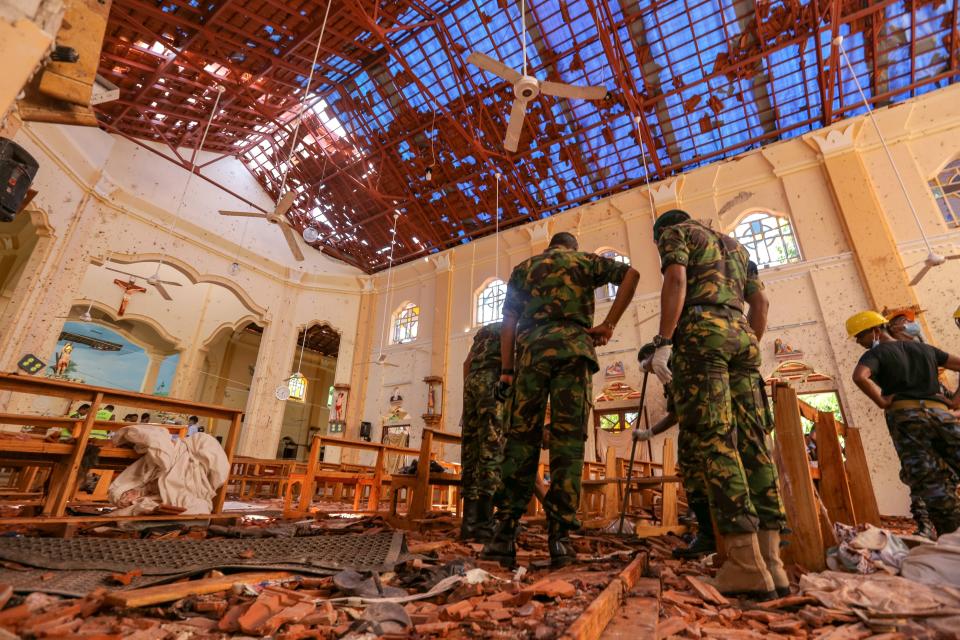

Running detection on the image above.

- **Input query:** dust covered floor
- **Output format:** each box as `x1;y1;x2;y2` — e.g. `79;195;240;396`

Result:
0;511;955;639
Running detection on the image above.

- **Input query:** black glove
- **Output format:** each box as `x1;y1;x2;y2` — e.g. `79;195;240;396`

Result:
494;379;512;402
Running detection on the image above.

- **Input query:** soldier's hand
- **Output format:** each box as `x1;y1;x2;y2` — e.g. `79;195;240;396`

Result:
640;356;653;373
633;429;653;442
651;345;673;385
494;377;512;402
587;323;614;346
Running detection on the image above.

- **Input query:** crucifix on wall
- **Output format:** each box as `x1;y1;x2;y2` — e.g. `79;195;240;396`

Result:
113;278;146;316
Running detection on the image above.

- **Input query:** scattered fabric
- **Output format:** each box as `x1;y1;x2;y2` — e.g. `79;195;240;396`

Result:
108;426;229;515
827;523;910;574
901;530;960;587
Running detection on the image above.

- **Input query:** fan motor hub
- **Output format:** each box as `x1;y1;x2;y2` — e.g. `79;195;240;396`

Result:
515;76;539;100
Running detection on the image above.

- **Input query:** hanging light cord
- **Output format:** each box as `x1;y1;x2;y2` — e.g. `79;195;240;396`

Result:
377;213;401;358
296;327;308;375
495;172;501;282
635;116;656;215
153;85;225;279
835;36;932;255
430;109;438;167
280;0;333;196
521;0;527;76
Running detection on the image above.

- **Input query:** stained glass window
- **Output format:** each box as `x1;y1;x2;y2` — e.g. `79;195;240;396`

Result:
930;158;960;227
392;302;419;344
597;250;630;300
732;212;802;269
476;279;506;326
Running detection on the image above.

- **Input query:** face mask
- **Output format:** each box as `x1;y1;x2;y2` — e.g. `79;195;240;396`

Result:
871;337;881;349
903;321;922;337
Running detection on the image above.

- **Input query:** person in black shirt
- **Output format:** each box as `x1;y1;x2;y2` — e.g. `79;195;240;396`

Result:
846;310;960;536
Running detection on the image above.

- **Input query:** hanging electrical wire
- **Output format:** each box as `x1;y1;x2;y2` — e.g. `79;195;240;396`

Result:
494;172;502;282
376;212;402;361
634;115;657;217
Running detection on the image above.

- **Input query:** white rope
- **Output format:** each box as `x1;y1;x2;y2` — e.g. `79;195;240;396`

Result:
296;325;308;374
495;172;502;282
377;212;401;358
154;85;225;278
521;0;527;77
835;36;933;255
634;115;656;216
279;0;333;196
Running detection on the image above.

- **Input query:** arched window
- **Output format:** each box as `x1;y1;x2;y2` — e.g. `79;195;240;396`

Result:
392;302;419;344
930;158;960;227
476;279;506;326
731;212;801;269
596;250;630;300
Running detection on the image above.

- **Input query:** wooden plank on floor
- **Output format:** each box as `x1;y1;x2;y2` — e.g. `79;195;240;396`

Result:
560;554;648;640
105;572;294;608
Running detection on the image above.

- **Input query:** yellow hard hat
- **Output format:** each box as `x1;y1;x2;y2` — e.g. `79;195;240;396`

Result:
954;305;960;319
845;311;887;338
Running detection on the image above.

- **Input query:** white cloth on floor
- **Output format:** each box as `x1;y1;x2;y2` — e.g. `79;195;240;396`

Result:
108;425;229;515
900;531;960;587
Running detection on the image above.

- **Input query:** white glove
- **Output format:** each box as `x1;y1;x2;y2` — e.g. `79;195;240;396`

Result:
633;429;653;442
650;344;673;385
640;356;653;373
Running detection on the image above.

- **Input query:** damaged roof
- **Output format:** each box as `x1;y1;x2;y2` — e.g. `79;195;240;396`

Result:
95;0;959;271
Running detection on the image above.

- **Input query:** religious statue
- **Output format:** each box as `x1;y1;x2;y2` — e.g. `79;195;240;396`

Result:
334;391;345;422
54;343;73;376
389;387;403;404
427;385;436;415
113;278;146;316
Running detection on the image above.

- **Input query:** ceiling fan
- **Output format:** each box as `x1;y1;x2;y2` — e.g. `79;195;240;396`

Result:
104;266;182;301
465;1;606;152
907;251;960;286
218;191;305;262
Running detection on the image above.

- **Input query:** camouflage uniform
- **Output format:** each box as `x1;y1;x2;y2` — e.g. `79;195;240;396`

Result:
668;386;710;516
498;247;630;534
461;322;505;500
658;221;786;535
884;408;960;534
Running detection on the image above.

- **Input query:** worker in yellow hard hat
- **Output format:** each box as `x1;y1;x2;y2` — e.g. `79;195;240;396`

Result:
955;305;960;331
847;310;960;537
882;306;923;342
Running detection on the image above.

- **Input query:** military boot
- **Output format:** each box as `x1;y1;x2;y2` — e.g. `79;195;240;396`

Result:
711;533;776;600
673;501;716;559
757;529;790;598
459;498;481;541
473;494;495;543
479;518;518;568
548;526;577;568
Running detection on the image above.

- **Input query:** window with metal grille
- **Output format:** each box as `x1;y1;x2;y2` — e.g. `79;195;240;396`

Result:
392;302;419;344
731;212;802;269
596;250;630;300
930;158;960;227
476;279;506;326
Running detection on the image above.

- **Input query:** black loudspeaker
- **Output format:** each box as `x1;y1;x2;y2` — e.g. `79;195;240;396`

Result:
0;138;39;222
359;421;372;442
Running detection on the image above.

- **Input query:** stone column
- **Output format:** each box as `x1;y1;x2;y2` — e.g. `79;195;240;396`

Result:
428;253;453;429
344;280;375;442
236;298;298;457
804;123;919;311
139;350;166;394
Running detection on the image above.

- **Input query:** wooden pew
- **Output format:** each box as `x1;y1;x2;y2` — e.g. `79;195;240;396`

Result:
284;436;417;516
0;373;244;527
387;428;461;528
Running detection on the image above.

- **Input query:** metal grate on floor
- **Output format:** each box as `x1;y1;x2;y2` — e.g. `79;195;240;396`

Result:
0;531;406;576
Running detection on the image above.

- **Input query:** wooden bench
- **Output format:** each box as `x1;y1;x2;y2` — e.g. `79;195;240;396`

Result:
283;436;418;516
0;373;243;528
228;457;298;500
387;428;461;528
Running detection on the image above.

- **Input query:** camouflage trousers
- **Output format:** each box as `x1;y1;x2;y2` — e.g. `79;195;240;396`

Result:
496;356;591;534
671;308;786;535
884;407;960;535
461;368;505;500
676;425;710;512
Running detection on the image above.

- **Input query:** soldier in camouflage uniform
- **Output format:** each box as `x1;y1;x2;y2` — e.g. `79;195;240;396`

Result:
459;321;505;542
650;210;786;600
848;310;960;537
480;232;639;568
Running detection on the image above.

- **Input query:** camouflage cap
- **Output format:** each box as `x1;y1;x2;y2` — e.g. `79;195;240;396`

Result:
653;209;691;242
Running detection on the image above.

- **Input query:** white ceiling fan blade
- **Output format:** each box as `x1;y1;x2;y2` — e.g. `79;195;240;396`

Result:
504;99;527;152
466;52;521;83
280;223;306;262
540;80;607;101
275;191;296;216
219;210;269;218
152;281;174;301
157;279;182;287
909;264;933;286
104;266;139;278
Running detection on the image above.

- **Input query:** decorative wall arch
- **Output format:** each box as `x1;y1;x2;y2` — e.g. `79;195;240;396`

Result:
201;315;263;351
98;251;268;318
69;299;181;354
